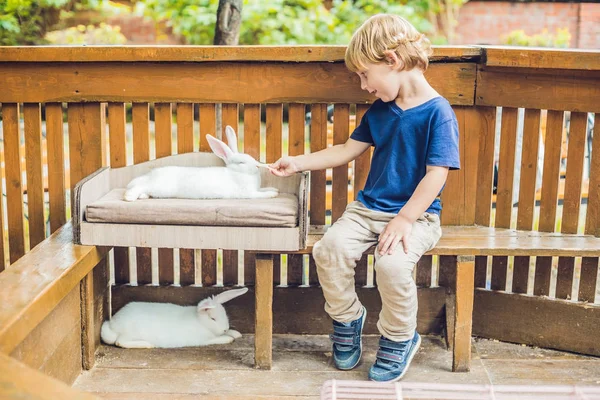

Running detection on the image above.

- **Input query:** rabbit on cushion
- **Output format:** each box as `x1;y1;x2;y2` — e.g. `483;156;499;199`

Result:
100;287;248;348
123;125;278;201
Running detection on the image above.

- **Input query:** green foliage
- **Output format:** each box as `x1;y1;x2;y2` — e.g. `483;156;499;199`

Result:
136;0;434;45
45;22;128;45
0;0;70;45
502;28;571;48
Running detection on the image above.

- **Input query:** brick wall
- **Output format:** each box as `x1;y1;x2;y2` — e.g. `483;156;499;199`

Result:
454;1;600;49
107;15;181;45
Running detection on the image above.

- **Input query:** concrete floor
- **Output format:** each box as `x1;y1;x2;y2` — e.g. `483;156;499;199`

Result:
73;334;600;399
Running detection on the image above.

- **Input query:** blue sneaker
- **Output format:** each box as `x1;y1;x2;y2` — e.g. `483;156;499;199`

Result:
330;307;366;370
368;332;421;382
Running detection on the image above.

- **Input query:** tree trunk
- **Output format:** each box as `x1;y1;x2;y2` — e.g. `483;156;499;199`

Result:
214;0;243;45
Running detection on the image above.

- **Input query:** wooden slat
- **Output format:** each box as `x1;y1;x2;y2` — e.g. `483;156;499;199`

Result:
0;352;99;400
300;226;600;257
441;107;479;226
581;113;600;302
198;103;217;286
477;67;600;113
353;104;371;197
68;103;104;192
23;103;46;249
309;104;328;286
155;102;174;286
473;289;600;357
309;104;328;226
176;103;195;286
353;104;371;287
242;104;262;287
0;45;482;63
219;103;241;287
556;112;588;300
0;63;476;107
474;106;497;288
107;103;130;285
264;104;284;286
491;107;518;291
131;102;152;285
287;104;306;286
0;106;4;272
111;285;447;336
484;47;600;71
331;104;350;223
45;103;66;234
535;111;565;297
415;256;432;288
512;109;541;294
3;103;25;263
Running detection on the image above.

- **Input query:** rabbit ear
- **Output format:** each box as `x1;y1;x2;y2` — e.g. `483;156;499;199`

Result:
206;134;234;162
225;126;239;154
214;287;249;304
197;297;217;312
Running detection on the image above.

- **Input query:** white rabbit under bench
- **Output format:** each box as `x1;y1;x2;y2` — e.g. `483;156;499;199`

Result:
73;126;309;369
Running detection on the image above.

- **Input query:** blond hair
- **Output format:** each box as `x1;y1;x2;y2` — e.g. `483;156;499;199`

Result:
345;14;433;73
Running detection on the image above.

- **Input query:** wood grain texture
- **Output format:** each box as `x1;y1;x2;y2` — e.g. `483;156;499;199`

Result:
0;45;482;62
45;103;67;234
483;47;600;71
0;222;108;354
23;103;46;249
331;104;350;223
2;103;26;263
512;109;541;294
0;63;475;106
0;352;98;400
476;67;600;112
473;289;600;356
255;254;273;369
107;103;129;285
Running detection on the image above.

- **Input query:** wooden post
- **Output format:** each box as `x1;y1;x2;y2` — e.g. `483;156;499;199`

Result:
452;255;475;372
80;271;95;370
255;253;273;369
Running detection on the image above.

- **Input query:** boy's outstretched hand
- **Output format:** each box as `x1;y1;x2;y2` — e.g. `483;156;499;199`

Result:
378;214;412;255
269;156;300;177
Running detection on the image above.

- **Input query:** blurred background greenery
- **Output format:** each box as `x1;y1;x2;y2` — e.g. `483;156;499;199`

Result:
1;0;469;46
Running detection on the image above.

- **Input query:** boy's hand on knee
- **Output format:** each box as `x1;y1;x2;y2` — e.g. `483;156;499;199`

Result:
378;214;412;255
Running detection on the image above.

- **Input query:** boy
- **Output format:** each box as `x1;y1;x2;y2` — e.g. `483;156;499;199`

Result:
270;14;460;382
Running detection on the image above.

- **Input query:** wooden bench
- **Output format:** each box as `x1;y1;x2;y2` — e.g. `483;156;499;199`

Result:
254;225;600;371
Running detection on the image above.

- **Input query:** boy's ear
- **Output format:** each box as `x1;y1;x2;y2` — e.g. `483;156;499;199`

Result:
384;51;403;70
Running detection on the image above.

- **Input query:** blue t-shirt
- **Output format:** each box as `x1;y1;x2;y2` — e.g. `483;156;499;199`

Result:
350;96;460;215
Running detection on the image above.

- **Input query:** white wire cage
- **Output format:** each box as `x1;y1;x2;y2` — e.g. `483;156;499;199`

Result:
321;380;600;400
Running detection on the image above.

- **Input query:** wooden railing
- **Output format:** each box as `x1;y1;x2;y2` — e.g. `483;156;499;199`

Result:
0;46;599;387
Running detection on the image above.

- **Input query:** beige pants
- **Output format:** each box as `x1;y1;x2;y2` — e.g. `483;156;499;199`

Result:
312;201;442;342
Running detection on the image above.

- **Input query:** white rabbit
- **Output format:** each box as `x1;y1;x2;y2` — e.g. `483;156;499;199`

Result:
123;126;278;201
100;287;248;348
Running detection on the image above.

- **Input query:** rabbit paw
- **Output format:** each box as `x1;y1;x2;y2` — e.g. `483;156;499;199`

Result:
115;338;155;348
225;329;242;339
123;191;139;202
138;193;150;199
256;187;279;198
207;335;235;345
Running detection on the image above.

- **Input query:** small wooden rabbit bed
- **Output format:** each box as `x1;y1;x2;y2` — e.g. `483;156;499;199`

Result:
73;152;309;251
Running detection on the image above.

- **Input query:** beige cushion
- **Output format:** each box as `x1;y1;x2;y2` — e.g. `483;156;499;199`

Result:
85;189;298;227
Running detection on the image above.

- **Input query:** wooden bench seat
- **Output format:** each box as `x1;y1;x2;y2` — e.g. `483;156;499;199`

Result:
252;225;600;371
